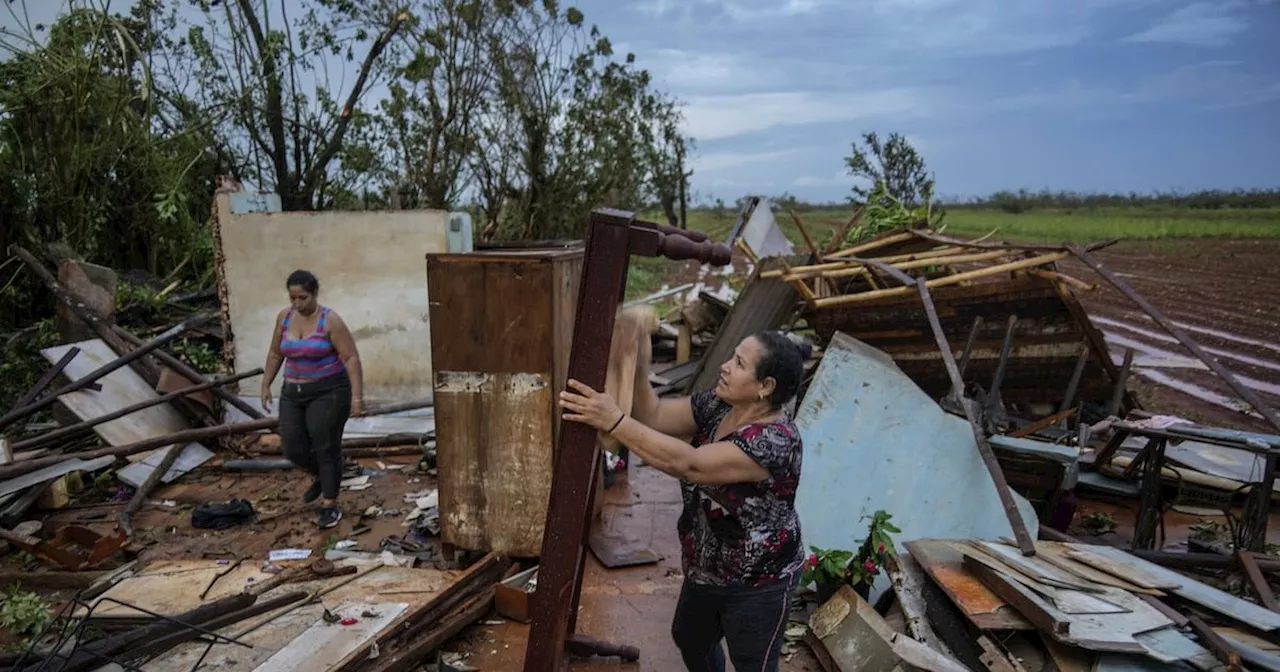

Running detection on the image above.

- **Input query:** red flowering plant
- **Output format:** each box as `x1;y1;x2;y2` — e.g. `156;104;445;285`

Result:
799;510;901;599
846;510;901;591
800;546;853;589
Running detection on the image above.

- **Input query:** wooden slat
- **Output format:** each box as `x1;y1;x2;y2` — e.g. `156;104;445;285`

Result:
686;255;805;393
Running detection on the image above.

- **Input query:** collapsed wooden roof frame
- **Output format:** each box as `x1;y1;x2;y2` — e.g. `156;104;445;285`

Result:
776;218;1280;435
755;215;1280;557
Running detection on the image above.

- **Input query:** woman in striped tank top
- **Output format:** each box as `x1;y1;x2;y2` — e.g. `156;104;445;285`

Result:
260;270;365;529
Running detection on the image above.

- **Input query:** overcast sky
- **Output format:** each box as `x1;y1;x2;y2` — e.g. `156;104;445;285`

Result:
582;0;1280;203
5;0;1279;203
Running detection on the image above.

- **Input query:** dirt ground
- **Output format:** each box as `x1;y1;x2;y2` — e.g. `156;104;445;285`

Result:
1059;238;1280;432
36;453;432;565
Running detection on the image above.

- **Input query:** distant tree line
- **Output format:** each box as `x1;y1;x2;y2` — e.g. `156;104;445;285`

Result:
962;188;1280;214
693;188;1280;216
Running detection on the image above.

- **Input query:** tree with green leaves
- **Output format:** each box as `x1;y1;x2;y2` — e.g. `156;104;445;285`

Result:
0;3;219;324
355;0;492;210
844;131;935;208
169;0;408;210
473;1;691;240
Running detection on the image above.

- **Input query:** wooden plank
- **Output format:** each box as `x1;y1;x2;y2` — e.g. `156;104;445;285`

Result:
1063;546;1181;591
903;539;1033;630
811;251;1071;308
1076;543;1280;633
959;546;1128;615
40;339;196;465
965;556;1169;655
687;255;805;393
974;541;1102;592
1033;541;1162;595
1237;551;1280;612
127;562;463;672
964;557;1071;636
886;553;954;656
252;601;408;672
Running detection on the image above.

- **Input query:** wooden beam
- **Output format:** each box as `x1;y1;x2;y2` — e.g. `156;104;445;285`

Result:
810;251;1070;310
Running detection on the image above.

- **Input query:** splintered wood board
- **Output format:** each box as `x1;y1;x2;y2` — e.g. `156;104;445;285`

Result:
123;561;464;672
41;339;193;460
903;539;1033;630
1032;541;1163;596
252;601;409;672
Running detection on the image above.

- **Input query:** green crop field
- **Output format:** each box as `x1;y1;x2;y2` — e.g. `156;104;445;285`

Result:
659;206;1280;247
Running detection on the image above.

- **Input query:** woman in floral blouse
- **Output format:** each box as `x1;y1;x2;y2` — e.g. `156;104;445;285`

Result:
560;329;809;672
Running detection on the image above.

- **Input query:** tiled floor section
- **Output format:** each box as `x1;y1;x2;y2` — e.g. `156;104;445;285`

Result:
449;464;822;670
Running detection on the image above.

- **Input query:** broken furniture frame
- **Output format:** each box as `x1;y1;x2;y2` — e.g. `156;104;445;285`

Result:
1090;422;1279;552
844;256;1038;556
523;209;733;671
0;523;128;572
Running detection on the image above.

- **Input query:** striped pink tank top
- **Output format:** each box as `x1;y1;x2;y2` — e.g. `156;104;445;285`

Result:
280;306;346;381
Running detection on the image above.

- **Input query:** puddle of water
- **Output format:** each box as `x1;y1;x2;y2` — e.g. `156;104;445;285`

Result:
1133;369;1263;419
1112;353;1207;370
1170;319;1280;356
1102;331;1280;398
1094;316;1280;374
1102;331;1205;369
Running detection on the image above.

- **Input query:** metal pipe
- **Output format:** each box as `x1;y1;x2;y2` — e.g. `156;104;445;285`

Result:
112;325;266;421
0;320;194;432
13;368;263;452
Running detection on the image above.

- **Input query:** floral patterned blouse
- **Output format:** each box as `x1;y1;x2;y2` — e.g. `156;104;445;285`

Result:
678;389;805;587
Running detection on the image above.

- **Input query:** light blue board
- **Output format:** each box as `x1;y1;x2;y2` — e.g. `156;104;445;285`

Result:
794;332;1040;603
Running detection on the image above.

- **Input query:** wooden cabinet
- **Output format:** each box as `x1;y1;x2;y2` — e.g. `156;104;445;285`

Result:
426;247;584;557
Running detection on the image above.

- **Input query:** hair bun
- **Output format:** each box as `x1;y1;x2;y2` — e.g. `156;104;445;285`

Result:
788;334;813;360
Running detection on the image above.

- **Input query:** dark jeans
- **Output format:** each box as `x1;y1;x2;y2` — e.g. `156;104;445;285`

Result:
671;574;796;672
278;369;351;500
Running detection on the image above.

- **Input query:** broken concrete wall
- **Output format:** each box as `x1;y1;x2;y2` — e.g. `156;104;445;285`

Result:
213;191;453;403
794;331;1040;604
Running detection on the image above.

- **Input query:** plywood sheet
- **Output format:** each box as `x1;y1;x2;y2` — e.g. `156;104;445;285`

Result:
41;339;196;459
904;539;1033;630
216;198;449;403
102;560;461;672
252;600;408;672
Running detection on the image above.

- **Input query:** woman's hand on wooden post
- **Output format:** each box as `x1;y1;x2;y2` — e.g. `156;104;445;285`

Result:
560;379;624;432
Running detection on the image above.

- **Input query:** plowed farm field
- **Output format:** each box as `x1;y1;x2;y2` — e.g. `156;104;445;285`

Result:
1059;238;1280;431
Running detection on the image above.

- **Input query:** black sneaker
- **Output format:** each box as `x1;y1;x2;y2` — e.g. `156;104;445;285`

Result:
317;506;342;529
302;480;322;504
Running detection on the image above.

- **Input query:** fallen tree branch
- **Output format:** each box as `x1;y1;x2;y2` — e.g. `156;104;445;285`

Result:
0;418;278;481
